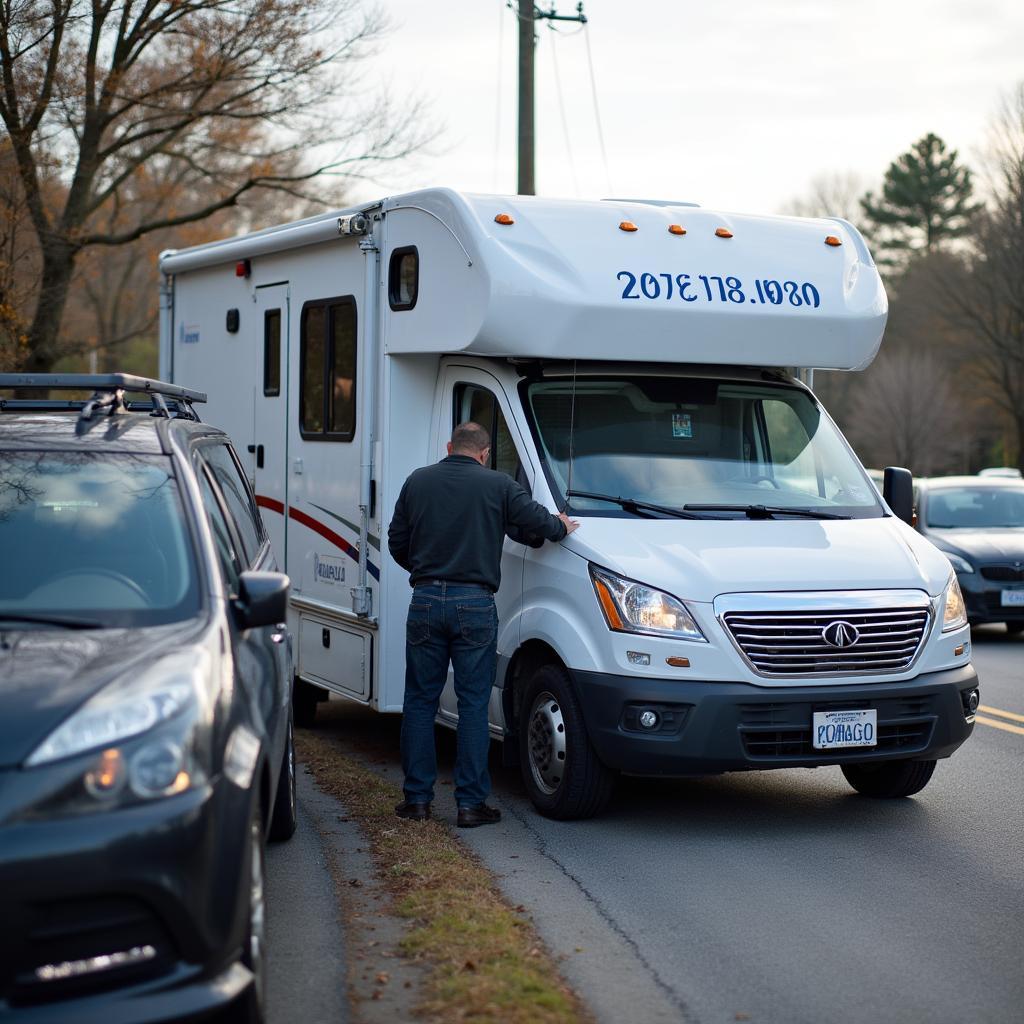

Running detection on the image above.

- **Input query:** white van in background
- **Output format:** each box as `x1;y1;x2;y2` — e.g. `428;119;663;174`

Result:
159;190;978;818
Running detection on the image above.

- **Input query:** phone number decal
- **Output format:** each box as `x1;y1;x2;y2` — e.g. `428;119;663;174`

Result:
616;271;821;308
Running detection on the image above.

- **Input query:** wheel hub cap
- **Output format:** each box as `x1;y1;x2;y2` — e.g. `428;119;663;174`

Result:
528;692;567;795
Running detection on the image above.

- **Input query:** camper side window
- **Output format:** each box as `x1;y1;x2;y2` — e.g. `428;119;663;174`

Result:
454;383;525;484
300;297;357;441
264;309;281;397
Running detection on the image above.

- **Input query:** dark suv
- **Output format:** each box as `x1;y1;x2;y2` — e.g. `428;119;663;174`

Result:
0;374;295;1023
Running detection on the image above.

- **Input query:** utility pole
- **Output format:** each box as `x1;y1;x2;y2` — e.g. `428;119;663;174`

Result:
517;2;587;195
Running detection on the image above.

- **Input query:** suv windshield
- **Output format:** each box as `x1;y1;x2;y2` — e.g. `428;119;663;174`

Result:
0;452;200;627
524;376;882;518
925;486;1024;529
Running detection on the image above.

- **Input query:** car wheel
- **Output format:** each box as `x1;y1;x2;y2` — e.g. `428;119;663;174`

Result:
293;678;322;727
518;664;615;820
841;758;937;798
239;809;267;1023
1005;621;1024;635
269;714;297;842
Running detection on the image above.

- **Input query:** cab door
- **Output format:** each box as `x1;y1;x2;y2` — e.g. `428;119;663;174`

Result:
434;365;535;730
252;284;290;565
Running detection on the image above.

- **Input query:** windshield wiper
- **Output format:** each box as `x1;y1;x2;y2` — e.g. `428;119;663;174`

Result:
566;490;725;520
0;613;103;629
683;504;850;520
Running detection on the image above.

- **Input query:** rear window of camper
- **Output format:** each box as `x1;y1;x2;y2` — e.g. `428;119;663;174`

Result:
300;297;357;441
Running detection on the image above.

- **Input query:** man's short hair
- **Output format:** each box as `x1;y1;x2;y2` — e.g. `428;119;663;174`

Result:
451;421;491;454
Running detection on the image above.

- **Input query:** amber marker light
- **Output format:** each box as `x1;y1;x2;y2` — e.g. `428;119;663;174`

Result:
665;656;691;668
84;748;125;798
668;224;687;235
825;235;842;247
619;221;638;232
494;213;515;225
715;227;733;238
592;577;625;629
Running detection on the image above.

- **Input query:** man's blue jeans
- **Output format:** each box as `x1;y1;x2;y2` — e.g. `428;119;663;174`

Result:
400;582;498;808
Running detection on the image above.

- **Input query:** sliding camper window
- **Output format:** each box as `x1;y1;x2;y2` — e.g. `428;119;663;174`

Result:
453;383;524;484
264;309;281;397
300;296;357;441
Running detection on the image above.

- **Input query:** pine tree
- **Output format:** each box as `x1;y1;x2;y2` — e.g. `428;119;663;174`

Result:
861;133;981;262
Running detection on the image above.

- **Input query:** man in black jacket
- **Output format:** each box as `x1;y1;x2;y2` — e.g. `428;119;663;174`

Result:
388;421;578;827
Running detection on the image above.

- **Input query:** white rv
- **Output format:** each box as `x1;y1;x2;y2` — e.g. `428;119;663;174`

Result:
159;190;978;819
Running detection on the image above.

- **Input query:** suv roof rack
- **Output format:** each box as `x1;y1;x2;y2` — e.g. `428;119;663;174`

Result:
0;373;207;432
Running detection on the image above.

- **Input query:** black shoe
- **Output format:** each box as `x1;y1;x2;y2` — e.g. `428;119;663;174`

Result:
457;803;501;828
395;800;431;821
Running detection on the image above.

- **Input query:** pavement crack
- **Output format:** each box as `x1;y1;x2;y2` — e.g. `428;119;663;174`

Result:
503;798;700;1024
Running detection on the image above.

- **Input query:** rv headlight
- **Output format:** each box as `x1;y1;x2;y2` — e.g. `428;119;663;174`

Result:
941;573;968;632
22;650;212;816
590;565;705;641
945;553;974;575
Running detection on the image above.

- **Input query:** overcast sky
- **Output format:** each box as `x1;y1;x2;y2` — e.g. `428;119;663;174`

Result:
353;0;1024;215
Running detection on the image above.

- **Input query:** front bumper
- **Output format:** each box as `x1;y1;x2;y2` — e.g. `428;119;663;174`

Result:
569;664;978;776
0;775;254;1021
959;574;1024;624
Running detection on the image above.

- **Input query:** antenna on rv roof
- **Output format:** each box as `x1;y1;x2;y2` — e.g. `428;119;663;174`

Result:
564;360;578;512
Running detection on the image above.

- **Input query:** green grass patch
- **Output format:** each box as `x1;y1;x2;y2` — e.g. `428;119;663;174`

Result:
298;729;590;1024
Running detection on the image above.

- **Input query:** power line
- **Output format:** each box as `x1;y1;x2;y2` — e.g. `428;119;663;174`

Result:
583;22;612;196
548;26;580;196
493;0;506;190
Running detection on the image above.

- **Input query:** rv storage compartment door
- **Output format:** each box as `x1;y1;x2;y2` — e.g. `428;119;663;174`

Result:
298;615;370;700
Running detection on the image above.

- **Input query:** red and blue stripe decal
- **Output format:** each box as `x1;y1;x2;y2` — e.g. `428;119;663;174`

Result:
255;496;380;580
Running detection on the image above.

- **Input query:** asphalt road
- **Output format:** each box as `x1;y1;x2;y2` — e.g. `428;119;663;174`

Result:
282;626;1023;1024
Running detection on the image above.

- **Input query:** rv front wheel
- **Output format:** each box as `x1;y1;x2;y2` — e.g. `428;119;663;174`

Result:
841;758;936;798
519;665;614;820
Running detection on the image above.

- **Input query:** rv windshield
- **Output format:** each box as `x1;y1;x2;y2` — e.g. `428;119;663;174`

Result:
524;377;883;519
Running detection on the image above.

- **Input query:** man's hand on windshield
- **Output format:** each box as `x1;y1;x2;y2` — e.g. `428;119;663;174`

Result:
558;512;581;535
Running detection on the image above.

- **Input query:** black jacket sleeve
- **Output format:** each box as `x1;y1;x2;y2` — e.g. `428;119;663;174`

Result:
387;482;412;571
504;479;567;544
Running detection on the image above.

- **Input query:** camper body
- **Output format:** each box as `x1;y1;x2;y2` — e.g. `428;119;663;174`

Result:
160;190;977;817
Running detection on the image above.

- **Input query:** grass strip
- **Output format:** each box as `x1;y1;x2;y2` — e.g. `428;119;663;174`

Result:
297;729;590;1024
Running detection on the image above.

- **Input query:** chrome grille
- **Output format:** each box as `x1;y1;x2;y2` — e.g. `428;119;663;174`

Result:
723;606;931;677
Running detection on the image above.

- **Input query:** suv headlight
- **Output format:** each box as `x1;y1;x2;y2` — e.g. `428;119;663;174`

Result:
24;650;213;814
945;553;974;575
941;572;968;632
590;565;705;641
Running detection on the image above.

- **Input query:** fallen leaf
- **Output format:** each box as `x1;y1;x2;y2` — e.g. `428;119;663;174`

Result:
376;972;390;984
735;1015;751;1021
464;960;476;971
348;879;362;887
371;990;382;1001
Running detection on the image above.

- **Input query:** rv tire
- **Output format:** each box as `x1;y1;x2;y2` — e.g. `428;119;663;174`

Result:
841;758;936;798
293;678;323;728
519;664;615;820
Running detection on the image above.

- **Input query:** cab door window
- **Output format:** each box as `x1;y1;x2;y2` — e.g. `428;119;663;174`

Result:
454;383;524;482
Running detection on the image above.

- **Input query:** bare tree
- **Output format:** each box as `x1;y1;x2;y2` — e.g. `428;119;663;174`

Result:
849;348;958;476
0;0;426;373
778;170;870;221
935;84;1024;472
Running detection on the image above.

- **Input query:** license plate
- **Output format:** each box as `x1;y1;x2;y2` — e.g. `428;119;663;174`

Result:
813;709;877;750
1001;589;1024;607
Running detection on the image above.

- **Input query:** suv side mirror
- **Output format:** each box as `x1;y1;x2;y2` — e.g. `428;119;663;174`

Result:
883;467;914;525
235;571;290;630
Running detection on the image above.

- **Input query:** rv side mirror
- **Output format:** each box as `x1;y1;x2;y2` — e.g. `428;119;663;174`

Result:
234;571;290;630
882;467;914;525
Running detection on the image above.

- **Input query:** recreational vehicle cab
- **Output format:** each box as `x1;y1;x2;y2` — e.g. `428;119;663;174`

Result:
159;189;977;818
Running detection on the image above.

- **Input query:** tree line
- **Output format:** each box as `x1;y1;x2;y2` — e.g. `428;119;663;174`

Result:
0;0;425;377
782;89;1024;476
